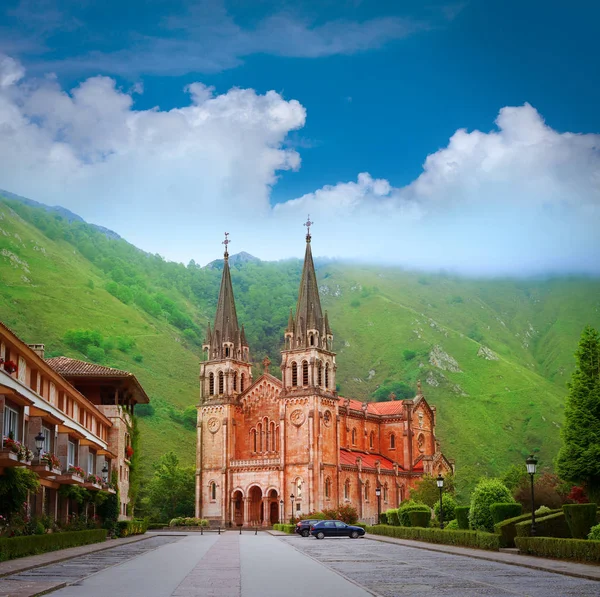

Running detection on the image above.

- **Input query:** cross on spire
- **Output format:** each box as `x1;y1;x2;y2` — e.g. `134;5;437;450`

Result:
304;215;313;242
223;232;230;259
262;356;271;374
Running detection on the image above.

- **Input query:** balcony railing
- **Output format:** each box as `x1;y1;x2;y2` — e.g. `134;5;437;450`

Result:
230;457;281;467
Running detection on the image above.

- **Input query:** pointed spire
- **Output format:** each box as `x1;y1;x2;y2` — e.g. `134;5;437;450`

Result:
294;217;325;346
205;322;212;345
286;308;294;334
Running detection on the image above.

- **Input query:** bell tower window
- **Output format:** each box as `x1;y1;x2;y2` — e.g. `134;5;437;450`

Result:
218;371;224;394
225;346;230;357
302;361;309;386
241;373;245;392
209;373;214;395
291;362;298;386
317;362;322;386
325;363;330;389
233;372;238;391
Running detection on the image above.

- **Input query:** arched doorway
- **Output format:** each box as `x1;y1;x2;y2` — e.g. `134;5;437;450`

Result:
248;486;263;525
232;490;243;526
268;489;279;524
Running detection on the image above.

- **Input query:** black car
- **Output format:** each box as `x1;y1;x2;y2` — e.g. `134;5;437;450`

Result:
295;519;321;537
310;520;366;539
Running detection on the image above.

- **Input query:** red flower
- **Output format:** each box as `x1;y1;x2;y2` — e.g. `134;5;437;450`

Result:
2;360;18;374
125;445;134;458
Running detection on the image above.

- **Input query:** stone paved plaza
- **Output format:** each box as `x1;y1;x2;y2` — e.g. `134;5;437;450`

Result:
1;532;600;596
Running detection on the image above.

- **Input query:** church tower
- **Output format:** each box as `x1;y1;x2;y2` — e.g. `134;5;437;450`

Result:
200;234;252;403
281;218;336;395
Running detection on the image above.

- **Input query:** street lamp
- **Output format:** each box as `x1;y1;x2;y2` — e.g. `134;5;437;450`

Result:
526;454;538;536
34;431;45;463
102;462;109;484
375;486;381;524
436;473;444;530
280;499;284;524
290;494;295;523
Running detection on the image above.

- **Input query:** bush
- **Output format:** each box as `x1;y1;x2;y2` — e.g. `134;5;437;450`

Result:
0;530;107;561
168;517;209;528
588;524;600;541
455;506;470;530
378;512;388;524
563;504;598;539
535;505;553;516
494;513;540;548
273;524;295;533
398;502;430;527
515;512;571;538
299;512;328;521
515;536;600;563
469;479;514;532
433;494;457;523
408;511;430;528
445;519;459;530
117;519;148;537
386;509;400;526
365;525;502;550
490;503;522;525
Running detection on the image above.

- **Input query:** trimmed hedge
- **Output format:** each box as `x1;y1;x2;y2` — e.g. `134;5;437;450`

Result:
399;503;430;527
386;509;400;526
273;524;295;534
494;510;561;548
365;524;502;551
515;536;600;563
563;504;598;539
455;506;470;530
0;529;107;562
379;512;388;524
515;511;571;539
169;517;209;528
408;511;431;528
490;503;522;525
117;519;148;537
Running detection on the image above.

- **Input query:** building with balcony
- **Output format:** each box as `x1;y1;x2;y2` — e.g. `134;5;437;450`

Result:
0;322;149;523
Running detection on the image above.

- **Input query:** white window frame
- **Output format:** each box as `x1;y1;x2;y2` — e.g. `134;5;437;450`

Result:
3;405;19;440
88;452;95;475
42;427;51;453
67;441;76;467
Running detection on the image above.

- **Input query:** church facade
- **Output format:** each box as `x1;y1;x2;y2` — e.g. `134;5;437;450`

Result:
195;229;453;526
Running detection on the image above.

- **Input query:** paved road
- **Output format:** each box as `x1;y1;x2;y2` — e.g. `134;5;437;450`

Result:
281;534;600;596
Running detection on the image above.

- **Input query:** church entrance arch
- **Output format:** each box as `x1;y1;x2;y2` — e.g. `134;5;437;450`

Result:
268;489;279;524
248;486;263;525
232;490;244;526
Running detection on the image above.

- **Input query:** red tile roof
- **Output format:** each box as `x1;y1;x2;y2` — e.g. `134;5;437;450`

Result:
46;357;132;377
340;448;397;471
341;397;406;416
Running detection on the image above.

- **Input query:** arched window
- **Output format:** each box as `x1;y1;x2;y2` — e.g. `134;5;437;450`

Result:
210;481;217;500
241;373;245;392
390;433;396;449
270;421;276;451
364;480;370;501
275;425;279;451
310;334;314;346
291;362;298;386
325;477;331;499
344;479;350;500
351;428;357;445
218;371;224;394
369;431;374;449
225;346;230;357
302;361;309;386
325;363;330;389
296;478;303;498
417;433;425;453
233;372;238;391
252;429;257;452
317;362;322;386
258;423;263;452
209;373;214;395
383;483;389;502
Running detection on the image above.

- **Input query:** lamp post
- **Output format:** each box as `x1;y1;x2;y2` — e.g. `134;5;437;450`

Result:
290;493;295;523
102;462;109;484
34;431;45;464
436;473;444;530
375;486;381;524
280;499;284;524
526;454;538;536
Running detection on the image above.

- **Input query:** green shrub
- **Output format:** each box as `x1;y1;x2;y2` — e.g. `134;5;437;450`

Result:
117;519;148;537
378;512;388;524
455;506;470;530
273;524;295;533
299;512;327;521
445;519;459;529
0;530;107;561
433;494;457;523
398;502;430;527
168;517;209;528
563;504;598;539
469;479;514;532
515;536;600;563
354;523;367;529
490;503;522;525
515;512;571;538
588;524;600;541
535;505;552;517
408;511;430;528
494;513;538;548
365;524;502;550
386;509;400;526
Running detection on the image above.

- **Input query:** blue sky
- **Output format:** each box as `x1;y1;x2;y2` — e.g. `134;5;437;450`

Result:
0;0;599;274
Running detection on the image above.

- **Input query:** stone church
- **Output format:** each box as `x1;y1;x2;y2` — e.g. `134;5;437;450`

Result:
195;227;453;526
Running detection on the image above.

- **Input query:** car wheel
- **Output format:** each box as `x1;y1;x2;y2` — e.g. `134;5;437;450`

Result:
302;529;309;537
350;531;359;539
316;531;325;540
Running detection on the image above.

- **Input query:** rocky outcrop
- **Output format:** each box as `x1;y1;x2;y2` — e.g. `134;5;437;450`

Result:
477;346;498;361
429;345;461;372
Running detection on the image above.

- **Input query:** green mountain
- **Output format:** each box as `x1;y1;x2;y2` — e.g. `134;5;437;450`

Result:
1;195;599;493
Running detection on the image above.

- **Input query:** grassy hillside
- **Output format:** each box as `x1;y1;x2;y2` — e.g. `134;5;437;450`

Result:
1;196;600;493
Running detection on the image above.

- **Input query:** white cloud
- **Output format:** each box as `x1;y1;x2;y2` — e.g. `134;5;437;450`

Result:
0;55;599;276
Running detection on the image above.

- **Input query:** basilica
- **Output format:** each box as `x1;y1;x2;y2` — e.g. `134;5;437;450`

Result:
195;226;453;526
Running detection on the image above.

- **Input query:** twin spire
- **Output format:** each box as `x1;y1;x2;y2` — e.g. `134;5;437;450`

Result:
205;217;333;364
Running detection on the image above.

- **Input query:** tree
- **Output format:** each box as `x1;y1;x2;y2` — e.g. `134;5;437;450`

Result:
556;325;600;503
147;452;195;521
469;478;514;532
410;473;456;507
